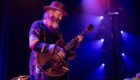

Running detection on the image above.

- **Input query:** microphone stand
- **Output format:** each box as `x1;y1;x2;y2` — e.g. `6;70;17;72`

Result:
119;13;124;80
106;10;124;80
111;14;117;80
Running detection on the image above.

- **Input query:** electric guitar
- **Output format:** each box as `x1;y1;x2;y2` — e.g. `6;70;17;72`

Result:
36;24;95;77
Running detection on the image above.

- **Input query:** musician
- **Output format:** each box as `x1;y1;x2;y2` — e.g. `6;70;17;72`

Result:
29;1;83;80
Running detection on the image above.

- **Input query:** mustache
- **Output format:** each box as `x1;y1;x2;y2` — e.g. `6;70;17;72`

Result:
55;19;60;23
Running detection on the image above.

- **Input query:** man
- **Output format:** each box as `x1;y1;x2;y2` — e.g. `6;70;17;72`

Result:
29;1;83;80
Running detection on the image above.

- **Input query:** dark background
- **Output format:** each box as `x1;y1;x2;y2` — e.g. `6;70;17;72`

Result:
0;0;140;80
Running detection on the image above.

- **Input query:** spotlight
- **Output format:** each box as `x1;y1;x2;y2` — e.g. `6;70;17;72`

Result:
101;39;104;42
102;63;105;66
121;31;123;34
100;16;103;19
122;53;125;56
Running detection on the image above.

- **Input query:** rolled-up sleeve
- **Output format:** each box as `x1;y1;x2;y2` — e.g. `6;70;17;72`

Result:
29;21;55;53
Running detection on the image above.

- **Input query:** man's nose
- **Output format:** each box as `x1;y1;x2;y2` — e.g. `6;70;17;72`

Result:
59;16;62;20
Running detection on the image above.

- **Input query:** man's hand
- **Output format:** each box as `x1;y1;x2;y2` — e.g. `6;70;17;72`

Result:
77;35;83;42
57;48;66;58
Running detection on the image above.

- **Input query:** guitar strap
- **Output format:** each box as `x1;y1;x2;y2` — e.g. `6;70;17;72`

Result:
54;28;64;41
52;28;66;55
41;28;65;72
54;28;70;61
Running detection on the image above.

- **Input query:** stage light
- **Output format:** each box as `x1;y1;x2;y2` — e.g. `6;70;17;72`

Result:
122;53;125;56
101;39;104;42
102;63;105;66
121;31;123;34
100;16;103;19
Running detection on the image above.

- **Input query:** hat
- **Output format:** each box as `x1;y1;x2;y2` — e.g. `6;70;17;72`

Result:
44;1;68;17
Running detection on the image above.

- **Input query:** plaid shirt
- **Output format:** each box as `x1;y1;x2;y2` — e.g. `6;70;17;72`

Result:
29;20;60;79
29;20;79;80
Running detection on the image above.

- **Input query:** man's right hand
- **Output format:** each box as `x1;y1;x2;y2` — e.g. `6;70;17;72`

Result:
57;48;66;58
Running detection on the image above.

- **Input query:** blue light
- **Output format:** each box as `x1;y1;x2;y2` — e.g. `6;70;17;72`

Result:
100;16;103;19
121;31;123;34
102;63;105;66
122;53;125;56
101;39;104;42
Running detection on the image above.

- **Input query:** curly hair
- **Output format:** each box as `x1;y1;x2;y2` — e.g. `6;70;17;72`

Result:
43;11;49;19
43;10;56;19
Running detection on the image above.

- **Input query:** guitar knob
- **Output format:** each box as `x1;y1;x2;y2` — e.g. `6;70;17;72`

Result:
51;68;55;71
59;63;62;65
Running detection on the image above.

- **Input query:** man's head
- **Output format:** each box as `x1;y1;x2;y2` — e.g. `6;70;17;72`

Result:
43;1;67;28
43;10;63;23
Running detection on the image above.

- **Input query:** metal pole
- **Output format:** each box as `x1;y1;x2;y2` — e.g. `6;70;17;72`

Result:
111;14;117;80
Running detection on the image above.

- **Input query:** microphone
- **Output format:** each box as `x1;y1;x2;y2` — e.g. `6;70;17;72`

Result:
105;10;119;15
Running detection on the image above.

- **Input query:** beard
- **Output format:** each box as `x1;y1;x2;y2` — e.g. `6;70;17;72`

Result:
51;15;61;29
52;21;59;29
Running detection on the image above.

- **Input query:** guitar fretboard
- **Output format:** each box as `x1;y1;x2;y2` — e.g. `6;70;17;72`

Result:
64;29;88;50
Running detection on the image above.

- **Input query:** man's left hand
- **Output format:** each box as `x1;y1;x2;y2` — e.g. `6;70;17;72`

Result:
77;35;83;42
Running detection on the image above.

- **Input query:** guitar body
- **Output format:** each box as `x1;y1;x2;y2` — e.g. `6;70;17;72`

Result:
54;39;76;60
37;24;94;77
36;39;76;77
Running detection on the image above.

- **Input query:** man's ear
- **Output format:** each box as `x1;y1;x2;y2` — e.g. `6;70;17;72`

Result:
48;10;54;17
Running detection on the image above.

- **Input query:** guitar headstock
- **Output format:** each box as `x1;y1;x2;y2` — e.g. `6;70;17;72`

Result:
86;24;95;31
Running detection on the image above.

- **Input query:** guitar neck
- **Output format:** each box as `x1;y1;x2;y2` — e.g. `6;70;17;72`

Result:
64;29;88;50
